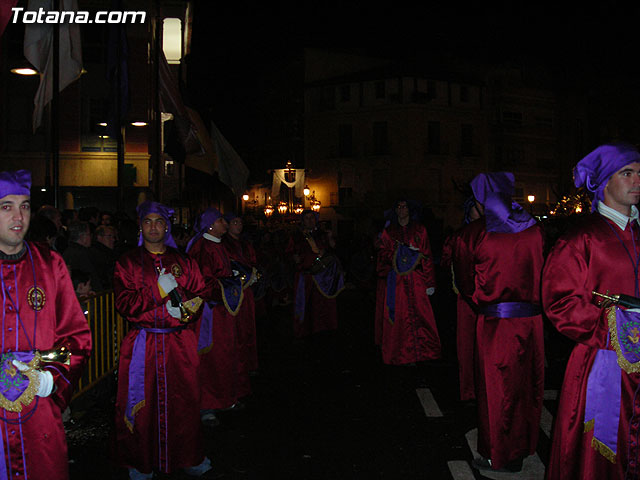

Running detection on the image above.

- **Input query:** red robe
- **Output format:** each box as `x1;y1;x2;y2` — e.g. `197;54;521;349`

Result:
223;235;258;373
188;236;250;408
0;242;92;480
377;221;441;365
543;214;640;479
454;219;544;469
113;247;206;473
441;232;476;401
286;229;339;338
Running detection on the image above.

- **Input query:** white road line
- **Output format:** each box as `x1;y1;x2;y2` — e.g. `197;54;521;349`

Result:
540;406;554;439
543;389;558;401
447;460;475;480
464;428;545;480
416;387;443;417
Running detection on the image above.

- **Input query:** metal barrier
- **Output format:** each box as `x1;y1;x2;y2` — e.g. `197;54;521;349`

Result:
73;291;129;399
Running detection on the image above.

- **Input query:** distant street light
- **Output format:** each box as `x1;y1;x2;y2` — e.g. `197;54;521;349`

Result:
242;194;249;201
527;195;535;214
303;185;310;197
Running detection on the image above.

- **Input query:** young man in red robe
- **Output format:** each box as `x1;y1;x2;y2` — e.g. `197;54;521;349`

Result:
187;208;250;427
222;213;259;376
113;201;211;479
0;170;92;480
454;173;545;473
543;143;640;479
377;199;440;365
286;210;344;338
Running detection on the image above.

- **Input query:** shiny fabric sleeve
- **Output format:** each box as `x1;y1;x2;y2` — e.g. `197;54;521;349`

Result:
417;225;436;288
188;240;228;302
49;251;93;407
542;236;608;348
376;228;394;276
113;254;164;319
452;226;479;302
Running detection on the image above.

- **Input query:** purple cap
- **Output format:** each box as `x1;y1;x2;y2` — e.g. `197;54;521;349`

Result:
185;208;222;252
0;170;31;200
574;143;640;212
470;172;515;204
136;201;177;248
470;172;536;233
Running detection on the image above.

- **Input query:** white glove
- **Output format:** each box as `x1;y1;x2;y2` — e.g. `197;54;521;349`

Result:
157;268;178;297
13;360;54;397
426;287;435;296
166;302;182;319
232;269;240;277
408;245;420;251
247;268;258;286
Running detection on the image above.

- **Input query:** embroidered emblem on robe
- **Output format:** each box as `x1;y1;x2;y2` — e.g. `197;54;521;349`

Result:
27;286;45;311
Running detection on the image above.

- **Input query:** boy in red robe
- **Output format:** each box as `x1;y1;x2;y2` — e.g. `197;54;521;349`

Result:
543;143;640;479
454;173;544;473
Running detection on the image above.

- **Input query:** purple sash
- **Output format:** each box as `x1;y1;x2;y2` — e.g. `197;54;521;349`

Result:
217;277;244;316
197;302;215;354
582;307;640;464
584;349;620;463
478;302;541;318
124;326;185;433
311;259;345;299
294;275;306;323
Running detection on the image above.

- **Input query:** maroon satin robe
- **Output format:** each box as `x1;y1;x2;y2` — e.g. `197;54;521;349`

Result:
454;219;544;469
441;232;476;401
188;236;250;408
0;243;92;480
377;221;441;365
543;214;640;479
113;247;206;473
223;235;258;373
287;229;338;338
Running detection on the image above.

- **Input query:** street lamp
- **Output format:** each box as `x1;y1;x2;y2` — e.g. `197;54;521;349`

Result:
303;185;310;197
527;195;535;214
242;194;249;202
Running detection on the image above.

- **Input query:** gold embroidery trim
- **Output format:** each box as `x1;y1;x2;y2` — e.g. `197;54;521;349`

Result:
392;246;422;276
218;279;243;317
311;274;346;300
608;306;640;374
0;356;41;413
124;400;146;433
591;436;617;464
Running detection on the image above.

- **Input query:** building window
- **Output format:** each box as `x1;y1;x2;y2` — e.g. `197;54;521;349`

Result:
375;81;385;99
162;18;182;65
535;116;553;128
503;111;523;125
461;124;473;155
319;87;335;111
340;85;351;102
372;121;389;155
338;124;353;157
81;98;117;152
460;85;469;102
427;80;436;100
428;121;440;154
339;187;353;206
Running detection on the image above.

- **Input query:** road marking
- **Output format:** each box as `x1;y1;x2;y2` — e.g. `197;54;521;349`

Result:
464;428;545;479
447;460;475;480
416;388;443;417
540;406;553;438
543;389;558;400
